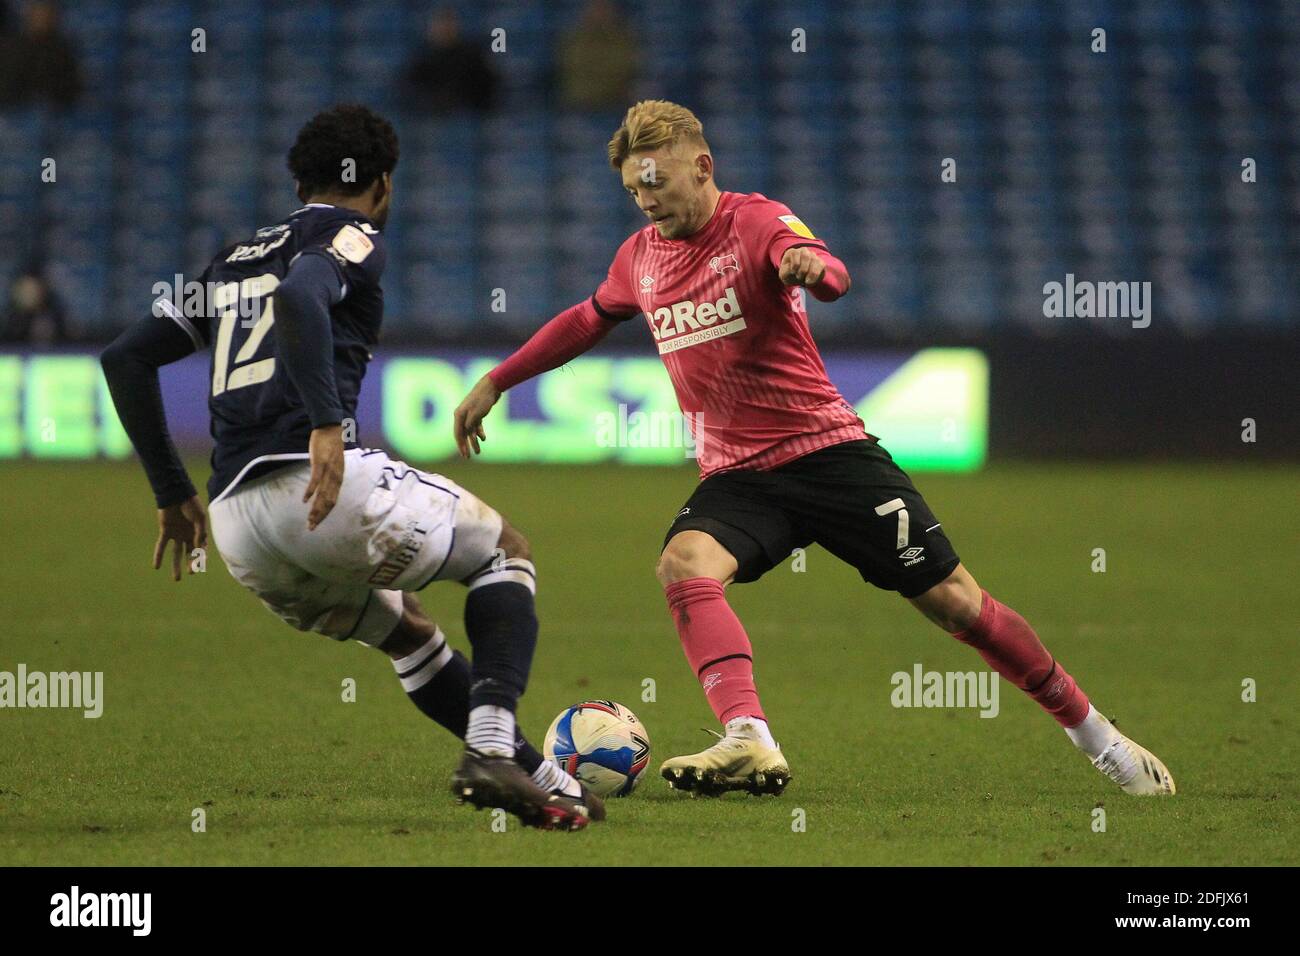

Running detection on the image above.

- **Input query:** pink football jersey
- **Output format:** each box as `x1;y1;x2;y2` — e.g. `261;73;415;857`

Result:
595;191;866;476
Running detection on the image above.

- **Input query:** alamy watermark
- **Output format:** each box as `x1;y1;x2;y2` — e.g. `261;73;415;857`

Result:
0;664;103;718
49;886;150;936
890;664;999;718
595;403;697;457
1043;273;1151;328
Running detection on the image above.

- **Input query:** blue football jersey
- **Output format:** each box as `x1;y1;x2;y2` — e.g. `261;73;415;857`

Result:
167;203;387;501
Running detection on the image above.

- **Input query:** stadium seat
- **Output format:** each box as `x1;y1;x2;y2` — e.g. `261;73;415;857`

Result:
16;0;1296;338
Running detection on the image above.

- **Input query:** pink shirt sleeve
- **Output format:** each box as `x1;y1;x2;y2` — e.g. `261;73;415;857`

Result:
806;249;851;301
734;196;831;271
489;234;646;391
592;233;643;319
488;299;619;391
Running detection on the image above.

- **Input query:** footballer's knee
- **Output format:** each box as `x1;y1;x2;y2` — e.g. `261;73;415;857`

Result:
656;531;737;586
909;563;984;633
377;594;439;659
495;519;532;562
456;518;533;588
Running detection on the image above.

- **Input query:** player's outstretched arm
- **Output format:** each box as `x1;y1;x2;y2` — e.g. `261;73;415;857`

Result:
100;309;208;580
453;298;620;457
778;246;852;302
272;253;347;529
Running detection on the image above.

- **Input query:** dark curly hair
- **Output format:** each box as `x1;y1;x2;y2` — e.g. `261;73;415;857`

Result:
287;104;399;198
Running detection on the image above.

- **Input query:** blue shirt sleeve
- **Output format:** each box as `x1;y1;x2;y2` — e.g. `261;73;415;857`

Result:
272;252;346;429
100;310;201;507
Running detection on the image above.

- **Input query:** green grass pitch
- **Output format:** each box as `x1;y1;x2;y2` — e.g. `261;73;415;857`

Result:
1;458;1295;866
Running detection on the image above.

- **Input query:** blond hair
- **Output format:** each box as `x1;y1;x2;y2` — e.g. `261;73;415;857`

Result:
607;100;709;170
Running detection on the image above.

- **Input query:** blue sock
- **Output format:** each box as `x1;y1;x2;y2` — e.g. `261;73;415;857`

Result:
463;558;538;713
392;631;544;770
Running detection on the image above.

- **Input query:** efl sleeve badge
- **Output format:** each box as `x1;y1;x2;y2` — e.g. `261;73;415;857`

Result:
777;214;816;239
330;224;375;264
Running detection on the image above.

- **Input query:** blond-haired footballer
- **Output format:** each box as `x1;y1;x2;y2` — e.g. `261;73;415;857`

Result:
454;101;1174;799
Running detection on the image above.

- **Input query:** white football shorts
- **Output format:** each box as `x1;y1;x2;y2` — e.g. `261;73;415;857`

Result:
208;449;503;645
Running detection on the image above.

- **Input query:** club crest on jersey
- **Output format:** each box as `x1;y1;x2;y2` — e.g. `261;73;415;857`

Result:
648;286;746;354
709;253;740;275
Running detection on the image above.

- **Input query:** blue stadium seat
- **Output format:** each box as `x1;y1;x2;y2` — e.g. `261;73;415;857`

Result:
11;0;1295;337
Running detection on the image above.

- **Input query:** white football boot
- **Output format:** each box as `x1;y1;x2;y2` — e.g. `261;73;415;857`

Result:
661;720;791;797
1082;711;1176;796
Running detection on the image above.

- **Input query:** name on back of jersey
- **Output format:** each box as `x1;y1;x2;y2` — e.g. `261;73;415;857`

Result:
226;225;290;263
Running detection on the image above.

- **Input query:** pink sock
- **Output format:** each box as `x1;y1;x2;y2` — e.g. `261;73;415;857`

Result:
664;577;765;725
953;589;1090;728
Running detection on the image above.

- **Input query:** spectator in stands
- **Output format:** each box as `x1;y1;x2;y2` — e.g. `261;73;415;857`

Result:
556;0;639;111
1;266;71;345
0;0;82;110
401;7;498;114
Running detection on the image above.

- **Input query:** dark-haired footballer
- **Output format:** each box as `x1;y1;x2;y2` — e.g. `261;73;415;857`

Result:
100;104;600;830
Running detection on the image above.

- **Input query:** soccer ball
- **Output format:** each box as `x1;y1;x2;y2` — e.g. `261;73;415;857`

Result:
544;700;651;798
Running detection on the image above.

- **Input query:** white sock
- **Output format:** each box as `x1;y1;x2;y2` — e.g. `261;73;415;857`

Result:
725;716;776;749
531;760;582;797
1064;704;1122;759
389;628;452;691
466;705;516;757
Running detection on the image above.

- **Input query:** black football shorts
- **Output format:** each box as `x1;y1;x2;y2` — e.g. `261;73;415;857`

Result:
663;438;961;598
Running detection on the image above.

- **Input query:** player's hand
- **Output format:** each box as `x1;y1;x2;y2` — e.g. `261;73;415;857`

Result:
154;495;208;582
304;424;345;530
454;374;502;458
778;246;826;287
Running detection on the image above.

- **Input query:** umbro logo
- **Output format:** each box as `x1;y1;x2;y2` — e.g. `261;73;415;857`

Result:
710;253;740;275
702;672;723;693
640;275;655;289
900;546;926;566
